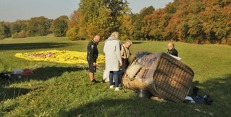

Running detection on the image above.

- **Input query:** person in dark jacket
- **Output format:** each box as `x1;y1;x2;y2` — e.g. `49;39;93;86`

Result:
87;35;101;83
167;42;178;57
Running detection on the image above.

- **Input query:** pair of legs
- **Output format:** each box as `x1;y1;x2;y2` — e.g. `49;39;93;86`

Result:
88;62;96;82
109;71;119;87
118;59;129;84
89;72;95;81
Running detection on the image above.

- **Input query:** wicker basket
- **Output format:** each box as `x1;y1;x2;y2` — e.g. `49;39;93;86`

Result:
122;52;194;102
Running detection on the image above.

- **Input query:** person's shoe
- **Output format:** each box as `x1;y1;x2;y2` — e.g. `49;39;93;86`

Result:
115;87;120;91
190;87;199;96
110;85;114;89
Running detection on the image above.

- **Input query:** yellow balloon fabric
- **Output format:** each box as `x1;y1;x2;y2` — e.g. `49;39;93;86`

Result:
15;50;105;64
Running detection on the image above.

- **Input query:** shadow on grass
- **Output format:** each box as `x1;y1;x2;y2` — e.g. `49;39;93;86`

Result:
191;74;231;101
30;66;86;81
0;42;74;51
0;87;31;102
60;74;231;117
1;66;86;83
0;66;86;102
59;98;166;117
197;74;231;101
132;41;144;45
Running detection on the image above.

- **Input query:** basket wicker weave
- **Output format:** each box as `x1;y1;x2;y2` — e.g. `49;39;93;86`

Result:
122;52;194;102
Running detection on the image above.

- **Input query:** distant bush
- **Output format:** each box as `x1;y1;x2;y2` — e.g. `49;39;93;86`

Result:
28;16;51;36
185;36;194;43
52;16;68;37
0;22;11;39
66;27;80;41
0;35;6;40
12;30;28;38
227;38;231;45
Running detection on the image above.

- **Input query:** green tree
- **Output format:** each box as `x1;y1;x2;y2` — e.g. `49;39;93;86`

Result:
66;26;79;40
118;14;134;40
187;16;203;42
11;20;29;38
28;16;51;36
76;0;130;40
52;16;69;37
176;20;189;41
11;21;21;34
0;22;11;39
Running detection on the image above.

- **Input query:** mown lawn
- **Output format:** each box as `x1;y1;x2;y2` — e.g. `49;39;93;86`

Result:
0;35;231;117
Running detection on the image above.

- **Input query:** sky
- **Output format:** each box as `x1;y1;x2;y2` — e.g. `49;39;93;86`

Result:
0;0;173;22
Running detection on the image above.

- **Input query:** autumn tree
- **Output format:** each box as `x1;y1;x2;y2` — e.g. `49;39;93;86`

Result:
132;6;155;40
118;14;134;40
72;0;131;40
140;0;230;44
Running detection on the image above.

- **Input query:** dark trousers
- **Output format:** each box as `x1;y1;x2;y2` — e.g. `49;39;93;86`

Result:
109;71;119;87
87;61;96;73
119;59;129;84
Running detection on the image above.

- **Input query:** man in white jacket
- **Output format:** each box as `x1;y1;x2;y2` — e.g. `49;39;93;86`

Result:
103;32;122;91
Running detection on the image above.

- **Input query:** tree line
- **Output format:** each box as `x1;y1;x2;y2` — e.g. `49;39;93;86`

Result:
1;0;230;45
138;0;231;44
0;16;68;39
67;0;230;44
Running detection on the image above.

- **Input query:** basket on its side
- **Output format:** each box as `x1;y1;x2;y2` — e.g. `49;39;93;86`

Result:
122;53;157;89
122;52;194;102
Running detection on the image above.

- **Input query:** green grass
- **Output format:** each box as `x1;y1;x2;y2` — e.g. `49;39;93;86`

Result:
0;36;231;116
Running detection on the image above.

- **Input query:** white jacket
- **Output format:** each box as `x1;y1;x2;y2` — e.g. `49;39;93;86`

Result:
103;37;122;71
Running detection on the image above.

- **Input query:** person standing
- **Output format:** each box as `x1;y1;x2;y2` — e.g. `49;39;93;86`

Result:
87;35;101;83
103;32;122;91
119;40;133;83
167;42;178;57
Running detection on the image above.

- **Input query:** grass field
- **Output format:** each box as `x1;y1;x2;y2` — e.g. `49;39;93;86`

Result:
0;35;231;117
